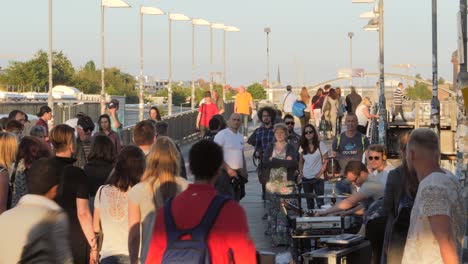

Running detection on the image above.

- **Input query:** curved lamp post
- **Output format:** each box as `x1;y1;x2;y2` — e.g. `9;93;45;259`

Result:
139;6;164;121
48;0;54;128
223;26;240;101
100;0;131;115
191;18;211;110
168;13;190;115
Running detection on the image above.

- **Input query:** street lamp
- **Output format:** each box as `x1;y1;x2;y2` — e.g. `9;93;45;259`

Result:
348;32;354;86
139;6;164;121
100;0;131;115
210;23;226;94
191;18;210;110
264;27;271;90
355;0;387;145
430;0;440;138
48;0;54;128
168;13;190;115
223;26;240;101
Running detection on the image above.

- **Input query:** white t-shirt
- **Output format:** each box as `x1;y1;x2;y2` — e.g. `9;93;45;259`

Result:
402;170;465;264
95;185;130;260
214;128;244;170
282;91;297;113
128;177;189;263
369;163;395;186
302;142;328;179
356;104;368;126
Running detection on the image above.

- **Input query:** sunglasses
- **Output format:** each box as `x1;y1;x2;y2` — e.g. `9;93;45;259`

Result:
304;130;314;135
285;121;295;125
368;156;380;161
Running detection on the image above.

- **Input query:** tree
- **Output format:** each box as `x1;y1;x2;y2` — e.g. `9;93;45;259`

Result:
247;82;266;100
155;84;191;106
406;81;431;100
0;50;75;90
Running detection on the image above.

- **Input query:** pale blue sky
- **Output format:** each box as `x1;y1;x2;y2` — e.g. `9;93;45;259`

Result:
0;0;460;87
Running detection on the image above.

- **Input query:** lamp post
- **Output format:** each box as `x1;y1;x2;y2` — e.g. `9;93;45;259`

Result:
48;0;54;128
356;0;387;146
191;18;210;110
430;0;440;138
168;13;190;115
100;0;131;115
264;27;271;89
210;23;226;94
139;6;164;121
348;32;354;86
223;26;240;101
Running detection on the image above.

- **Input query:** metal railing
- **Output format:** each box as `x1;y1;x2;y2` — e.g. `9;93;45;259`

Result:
121;101;234;146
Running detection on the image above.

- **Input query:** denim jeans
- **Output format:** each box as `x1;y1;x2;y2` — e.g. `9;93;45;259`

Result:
101;255;130;264
302;178;324;209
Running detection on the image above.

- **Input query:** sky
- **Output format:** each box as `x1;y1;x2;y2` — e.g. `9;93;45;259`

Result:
0;0;461;88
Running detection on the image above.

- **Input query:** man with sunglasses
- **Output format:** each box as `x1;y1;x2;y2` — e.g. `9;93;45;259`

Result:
366;144;394;186
75;115;95;168
316;160;384;217
283;114;300;153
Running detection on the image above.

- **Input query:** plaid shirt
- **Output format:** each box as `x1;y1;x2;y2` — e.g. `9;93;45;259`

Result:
255;125;274;154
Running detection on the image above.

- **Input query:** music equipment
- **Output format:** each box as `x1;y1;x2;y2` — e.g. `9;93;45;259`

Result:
321;233;364;248
302;240;371;264
293;216;351;236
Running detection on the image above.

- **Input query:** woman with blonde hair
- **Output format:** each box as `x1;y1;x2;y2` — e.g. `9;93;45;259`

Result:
128;136;189;264
0;132;18;214
356;96;378;135
299;87;311;128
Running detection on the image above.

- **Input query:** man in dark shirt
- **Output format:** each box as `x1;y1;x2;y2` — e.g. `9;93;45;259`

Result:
283;114;300;153
346;86;362;114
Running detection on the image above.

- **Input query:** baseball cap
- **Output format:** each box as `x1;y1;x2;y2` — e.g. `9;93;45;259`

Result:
108;99;120;109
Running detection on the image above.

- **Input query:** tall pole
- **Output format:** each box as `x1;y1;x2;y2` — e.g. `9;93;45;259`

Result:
168;15;173;115
377;0;388;146
191;23;196;110
223;30;226;101
456;0;468;183
348;32;354;86
209;27;213;94
100;4;106;115
264;27;271;89
139;10;144;121
48;0;54;127
430;0;440;138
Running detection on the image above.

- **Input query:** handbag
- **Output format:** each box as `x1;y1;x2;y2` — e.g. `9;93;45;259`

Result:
319;118;332;132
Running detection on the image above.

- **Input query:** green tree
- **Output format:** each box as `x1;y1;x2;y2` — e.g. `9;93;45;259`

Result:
247;82;266;100
406;81;432;100
155;84;191;106
0;50;74;90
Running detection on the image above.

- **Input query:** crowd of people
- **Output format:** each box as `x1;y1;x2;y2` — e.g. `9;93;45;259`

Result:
0;82;464;264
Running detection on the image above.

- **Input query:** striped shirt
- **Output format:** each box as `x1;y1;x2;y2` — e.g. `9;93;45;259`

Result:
393;87;409;105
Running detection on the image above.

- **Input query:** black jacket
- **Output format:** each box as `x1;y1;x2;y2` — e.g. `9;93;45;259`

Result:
262;142;298;181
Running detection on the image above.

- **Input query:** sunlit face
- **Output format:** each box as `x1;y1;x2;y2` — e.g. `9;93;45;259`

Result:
15;113;26;125
274;128;287;142
304;127;315;139
99;118;110;131
229;114;241;130
205;96;212;104
284;118;295;132
261;111;271;125
346;171;365;187
367;150;384;170
345;116;358;132
150;109;158;120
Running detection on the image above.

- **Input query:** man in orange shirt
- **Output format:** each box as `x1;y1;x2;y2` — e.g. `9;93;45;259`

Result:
234;86;254;137
145;140;257;263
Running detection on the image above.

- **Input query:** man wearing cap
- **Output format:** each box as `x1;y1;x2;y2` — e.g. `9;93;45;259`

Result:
36;105;52;142
75;115;95;168
108;99;123;138
0;158;73;263
234;86;254;137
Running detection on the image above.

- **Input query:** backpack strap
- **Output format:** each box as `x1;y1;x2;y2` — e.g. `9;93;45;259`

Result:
164;195;229;246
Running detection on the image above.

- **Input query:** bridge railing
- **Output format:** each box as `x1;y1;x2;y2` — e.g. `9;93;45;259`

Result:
389;99;456;128
121;101;234;146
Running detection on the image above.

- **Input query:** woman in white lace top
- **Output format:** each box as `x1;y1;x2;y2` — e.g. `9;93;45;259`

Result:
93;146;146;264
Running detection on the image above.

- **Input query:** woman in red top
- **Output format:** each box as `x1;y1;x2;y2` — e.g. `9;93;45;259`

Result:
196;91;219;137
